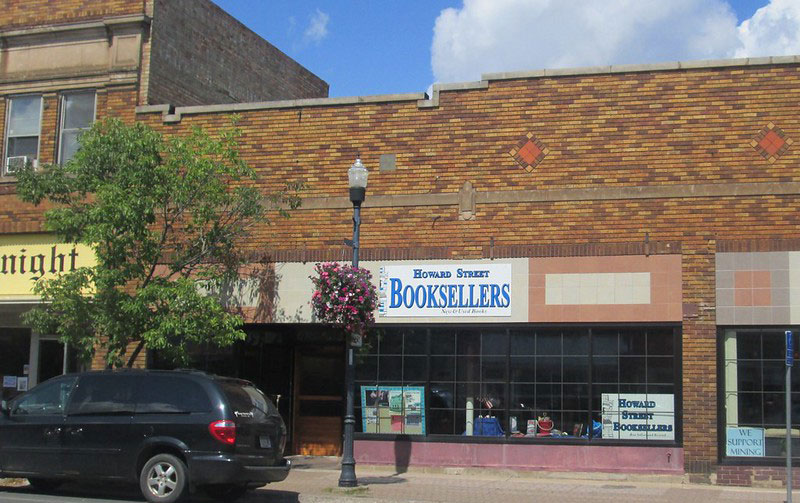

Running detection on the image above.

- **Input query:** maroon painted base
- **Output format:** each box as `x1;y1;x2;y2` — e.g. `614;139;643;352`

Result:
355;439;684;474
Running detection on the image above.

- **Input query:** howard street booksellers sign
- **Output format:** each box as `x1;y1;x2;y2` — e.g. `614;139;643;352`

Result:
602;393;675;441
379;263;512;317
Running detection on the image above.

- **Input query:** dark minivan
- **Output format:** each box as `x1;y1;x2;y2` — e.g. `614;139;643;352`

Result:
0;369;290;502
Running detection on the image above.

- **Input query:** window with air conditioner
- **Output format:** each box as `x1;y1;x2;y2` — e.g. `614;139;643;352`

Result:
58;91;96;164
4;95;42;176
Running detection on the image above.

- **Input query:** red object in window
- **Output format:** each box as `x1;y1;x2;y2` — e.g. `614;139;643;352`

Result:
538;416;553;433
209;420;236;445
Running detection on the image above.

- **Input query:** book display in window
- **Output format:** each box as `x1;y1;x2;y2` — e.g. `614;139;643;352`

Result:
361;386;425;435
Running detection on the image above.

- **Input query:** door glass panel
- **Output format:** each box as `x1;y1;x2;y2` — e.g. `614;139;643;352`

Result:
67;374;135;415
12;376;76;415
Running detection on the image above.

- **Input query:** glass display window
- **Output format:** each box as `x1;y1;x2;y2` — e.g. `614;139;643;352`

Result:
356;325;680;443
721;328;800;460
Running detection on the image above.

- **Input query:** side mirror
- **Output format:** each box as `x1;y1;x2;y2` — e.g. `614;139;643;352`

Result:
0;400;9;417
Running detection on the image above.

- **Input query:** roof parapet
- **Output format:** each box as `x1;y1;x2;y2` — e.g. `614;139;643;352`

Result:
136;55;800;123
481;55;800;82
135;93;427;123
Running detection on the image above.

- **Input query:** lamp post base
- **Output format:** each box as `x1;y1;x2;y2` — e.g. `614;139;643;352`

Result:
338;461;357;487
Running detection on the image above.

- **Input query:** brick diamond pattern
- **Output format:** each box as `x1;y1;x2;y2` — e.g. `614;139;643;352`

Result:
510;132;549;172
751;122;792;163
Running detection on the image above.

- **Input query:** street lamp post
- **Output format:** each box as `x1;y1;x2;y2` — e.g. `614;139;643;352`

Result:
339;158;367;488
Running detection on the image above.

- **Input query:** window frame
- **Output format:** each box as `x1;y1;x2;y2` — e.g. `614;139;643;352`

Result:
3;94;43;175
717;326;800;466
57;90;97;165
355;323;682;447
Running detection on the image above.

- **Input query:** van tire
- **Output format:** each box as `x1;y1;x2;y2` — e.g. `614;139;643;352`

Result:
139;453;188;503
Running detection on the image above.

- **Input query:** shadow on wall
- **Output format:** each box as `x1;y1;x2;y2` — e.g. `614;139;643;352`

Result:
394;434;412;475
216;262;307;324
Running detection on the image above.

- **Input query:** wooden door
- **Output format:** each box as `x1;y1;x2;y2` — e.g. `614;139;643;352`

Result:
292;346;344;456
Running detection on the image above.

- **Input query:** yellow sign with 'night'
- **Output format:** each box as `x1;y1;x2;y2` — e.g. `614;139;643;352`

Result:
0;234;96;297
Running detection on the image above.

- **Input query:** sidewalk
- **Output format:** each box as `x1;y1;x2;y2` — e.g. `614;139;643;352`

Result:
259;456;793;503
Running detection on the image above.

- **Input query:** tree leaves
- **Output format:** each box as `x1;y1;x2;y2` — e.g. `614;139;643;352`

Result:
16;118;302;367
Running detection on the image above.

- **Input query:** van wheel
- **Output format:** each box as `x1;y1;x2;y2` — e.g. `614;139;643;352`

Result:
204;484;248;500
27;478;62;491
139;453;187;503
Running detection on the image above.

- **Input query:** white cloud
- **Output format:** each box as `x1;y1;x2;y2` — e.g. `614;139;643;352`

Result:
303;9;330;45
736;0;800;58
431;0;800;85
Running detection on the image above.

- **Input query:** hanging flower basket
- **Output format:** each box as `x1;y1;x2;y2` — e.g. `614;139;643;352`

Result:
310;262;378;336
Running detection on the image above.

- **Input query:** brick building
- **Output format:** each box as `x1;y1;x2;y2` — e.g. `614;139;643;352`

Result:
0;0;326;389
1;0;799;489
134;57;800;486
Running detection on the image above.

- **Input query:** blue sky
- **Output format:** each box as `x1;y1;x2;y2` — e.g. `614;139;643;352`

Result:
213;1;800;98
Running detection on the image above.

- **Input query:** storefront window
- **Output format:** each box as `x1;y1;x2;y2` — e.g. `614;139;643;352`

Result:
356;325;679;442
722;328;800;460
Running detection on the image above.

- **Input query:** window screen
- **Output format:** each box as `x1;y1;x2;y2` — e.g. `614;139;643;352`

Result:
58;91;95;164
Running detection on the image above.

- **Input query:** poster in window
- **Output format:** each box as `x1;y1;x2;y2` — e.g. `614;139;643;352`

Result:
602;393;674;441
726;427;764;457
361;386;425;435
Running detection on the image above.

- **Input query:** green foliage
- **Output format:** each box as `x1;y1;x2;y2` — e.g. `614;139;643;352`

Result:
16;118;302;367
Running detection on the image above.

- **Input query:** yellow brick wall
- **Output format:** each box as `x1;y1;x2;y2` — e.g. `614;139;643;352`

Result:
0;0;146;30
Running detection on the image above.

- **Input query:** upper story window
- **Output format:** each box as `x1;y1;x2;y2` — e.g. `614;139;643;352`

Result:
58;91;96;164
4;94;42;175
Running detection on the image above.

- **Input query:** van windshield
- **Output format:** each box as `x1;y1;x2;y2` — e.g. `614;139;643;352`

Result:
220;382;274;418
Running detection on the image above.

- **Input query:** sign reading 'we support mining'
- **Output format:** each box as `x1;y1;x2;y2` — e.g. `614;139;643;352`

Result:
378;263;512;317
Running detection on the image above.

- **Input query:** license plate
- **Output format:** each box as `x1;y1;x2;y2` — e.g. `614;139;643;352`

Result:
259;435;272;448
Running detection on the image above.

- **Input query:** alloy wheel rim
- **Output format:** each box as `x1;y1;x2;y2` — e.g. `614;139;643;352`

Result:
147;462;177;497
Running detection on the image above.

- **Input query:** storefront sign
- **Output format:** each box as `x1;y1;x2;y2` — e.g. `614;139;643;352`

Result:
602;393;675;440
379;263;512;317
0;234;95;296
726;427;765;457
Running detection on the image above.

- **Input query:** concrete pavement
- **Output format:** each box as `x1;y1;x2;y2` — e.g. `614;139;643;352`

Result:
261;456;792;503
0;457;793;502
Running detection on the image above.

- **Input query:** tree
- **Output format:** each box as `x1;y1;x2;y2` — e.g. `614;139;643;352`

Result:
16;118;302;367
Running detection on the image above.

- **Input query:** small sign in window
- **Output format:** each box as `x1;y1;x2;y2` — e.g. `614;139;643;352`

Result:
726;427;765;457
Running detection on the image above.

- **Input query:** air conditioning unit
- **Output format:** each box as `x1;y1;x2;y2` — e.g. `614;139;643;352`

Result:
4;156;36;176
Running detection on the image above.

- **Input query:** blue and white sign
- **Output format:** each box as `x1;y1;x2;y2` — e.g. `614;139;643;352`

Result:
379;263;512;317
601;393;675;440
787;330;794;367
726;427;765;457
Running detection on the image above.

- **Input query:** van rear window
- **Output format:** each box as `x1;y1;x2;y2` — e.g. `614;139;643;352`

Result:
219;382;273;417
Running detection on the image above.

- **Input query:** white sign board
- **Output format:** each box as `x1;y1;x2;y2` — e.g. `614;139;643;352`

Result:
602;393;675;440
726;427;765;457
379;264;512;317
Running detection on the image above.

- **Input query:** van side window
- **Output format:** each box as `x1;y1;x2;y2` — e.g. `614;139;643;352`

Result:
11;376;77;416
135;375;211;414
67;374;136;415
